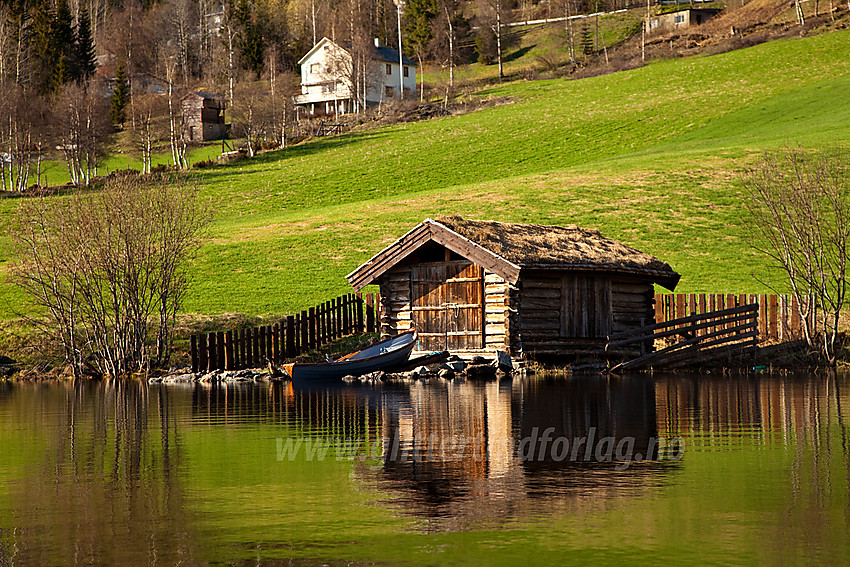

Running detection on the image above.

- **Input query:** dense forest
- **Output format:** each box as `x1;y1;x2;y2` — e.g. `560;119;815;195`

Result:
0;0;637;189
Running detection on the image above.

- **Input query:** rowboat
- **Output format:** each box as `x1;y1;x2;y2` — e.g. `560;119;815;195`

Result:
282;330;418;381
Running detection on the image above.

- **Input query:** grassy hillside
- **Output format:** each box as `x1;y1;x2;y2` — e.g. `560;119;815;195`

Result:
1;28;849;323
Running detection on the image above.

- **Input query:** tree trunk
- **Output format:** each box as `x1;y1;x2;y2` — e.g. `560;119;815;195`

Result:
495;0;503;80
446;3;454;87
795;0;805;25
418;54;424;101
566;0;575;64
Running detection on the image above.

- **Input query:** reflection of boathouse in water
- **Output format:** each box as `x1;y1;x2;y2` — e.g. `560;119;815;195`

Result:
372;377;668;525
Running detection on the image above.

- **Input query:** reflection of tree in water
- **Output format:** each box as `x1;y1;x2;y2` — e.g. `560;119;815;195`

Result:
0;380;193;564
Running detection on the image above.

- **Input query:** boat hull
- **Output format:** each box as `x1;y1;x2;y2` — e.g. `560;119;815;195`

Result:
283;331;417;381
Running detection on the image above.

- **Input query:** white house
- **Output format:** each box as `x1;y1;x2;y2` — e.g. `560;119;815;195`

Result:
293;37;417;118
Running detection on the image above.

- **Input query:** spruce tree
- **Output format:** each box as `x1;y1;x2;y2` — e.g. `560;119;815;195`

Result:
110;63;130;126
404;0;437;61
30;0;54;94
74;7;97;82
50;0;75;89
234;0;264;77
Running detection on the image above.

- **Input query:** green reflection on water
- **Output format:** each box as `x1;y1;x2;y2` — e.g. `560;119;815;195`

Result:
0;374;848;565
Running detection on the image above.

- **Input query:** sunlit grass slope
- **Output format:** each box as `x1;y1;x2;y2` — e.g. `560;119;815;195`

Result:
1;29;849;321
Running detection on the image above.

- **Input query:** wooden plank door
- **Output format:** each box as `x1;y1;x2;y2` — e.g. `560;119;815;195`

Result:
560;275;612;338
411;261;484;351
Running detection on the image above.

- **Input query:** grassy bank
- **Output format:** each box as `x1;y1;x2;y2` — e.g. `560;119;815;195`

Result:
1;28;849;325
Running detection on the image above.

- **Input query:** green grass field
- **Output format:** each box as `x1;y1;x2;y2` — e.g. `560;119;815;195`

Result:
2;28;849;323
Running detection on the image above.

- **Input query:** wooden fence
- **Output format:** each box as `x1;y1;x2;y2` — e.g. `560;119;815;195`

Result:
190;292;380;373
609;303;759;371
654;293;812;344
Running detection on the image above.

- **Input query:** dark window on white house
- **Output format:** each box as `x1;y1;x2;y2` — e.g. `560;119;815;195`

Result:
674;13;685;24
386;63;392;75
403;66;409;78
385;86;394;98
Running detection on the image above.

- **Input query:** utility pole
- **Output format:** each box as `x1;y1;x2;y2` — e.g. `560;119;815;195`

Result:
395;0;405;100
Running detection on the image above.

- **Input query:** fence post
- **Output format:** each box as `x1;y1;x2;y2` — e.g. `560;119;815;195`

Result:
790;295;801;338
272;324;280;363
191;335;199;373
225;330;234;370
286;316;296;358
206;332;217;371
356;293;364;333
256;326;264;363
200;333;209;373
279;320;287;362
263;325;274;363
325;301;332;343
317;306;322;346
335;297;341;338
768;295;778;340
300;310;309;353
251;327;263;367
216;331;225;370
366;293;375;333
294;314;301;354
309;306;317;350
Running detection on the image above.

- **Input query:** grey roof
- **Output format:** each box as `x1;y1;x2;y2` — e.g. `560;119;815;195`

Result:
300;38;416;67
372;45;416;66
194;91;222;99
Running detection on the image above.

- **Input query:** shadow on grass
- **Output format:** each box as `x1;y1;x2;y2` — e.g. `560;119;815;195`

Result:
203;129;391;171
504;45;536;63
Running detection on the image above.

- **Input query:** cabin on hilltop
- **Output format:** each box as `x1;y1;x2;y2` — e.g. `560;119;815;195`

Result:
293;37;417;119
347;217;680;363
181;91;228;142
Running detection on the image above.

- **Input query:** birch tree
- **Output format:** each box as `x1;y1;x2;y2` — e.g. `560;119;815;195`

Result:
54;82;110;186
744;148;850;364
11;174;211;377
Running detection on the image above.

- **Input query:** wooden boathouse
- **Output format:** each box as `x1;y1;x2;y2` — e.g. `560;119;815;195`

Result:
346;217;680;363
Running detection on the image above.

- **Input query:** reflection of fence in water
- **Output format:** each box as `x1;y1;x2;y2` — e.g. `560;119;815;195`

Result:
189;382;383;440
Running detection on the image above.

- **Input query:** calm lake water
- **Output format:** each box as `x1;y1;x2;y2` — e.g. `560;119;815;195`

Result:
0;373;848;566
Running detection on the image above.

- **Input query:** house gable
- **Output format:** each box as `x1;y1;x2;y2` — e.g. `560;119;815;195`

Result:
346;219;521;291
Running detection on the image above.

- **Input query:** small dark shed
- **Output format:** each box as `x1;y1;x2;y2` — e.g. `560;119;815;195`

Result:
181;92;227;142
347;217;680;362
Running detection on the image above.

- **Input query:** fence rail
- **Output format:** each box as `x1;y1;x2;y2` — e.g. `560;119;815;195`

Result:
654;293;812;344
610;303;760;371
190;292;380;373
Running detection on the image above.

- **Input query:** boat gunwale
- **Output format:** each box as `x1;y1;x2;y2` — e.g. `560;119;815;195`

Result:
284;330;418;373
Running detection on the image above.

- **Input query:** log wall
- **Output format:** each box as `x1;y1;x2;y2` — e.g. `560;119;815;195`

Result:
380;263;657;360
484;270;512;354
516;274;654;359
380;267;413;337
